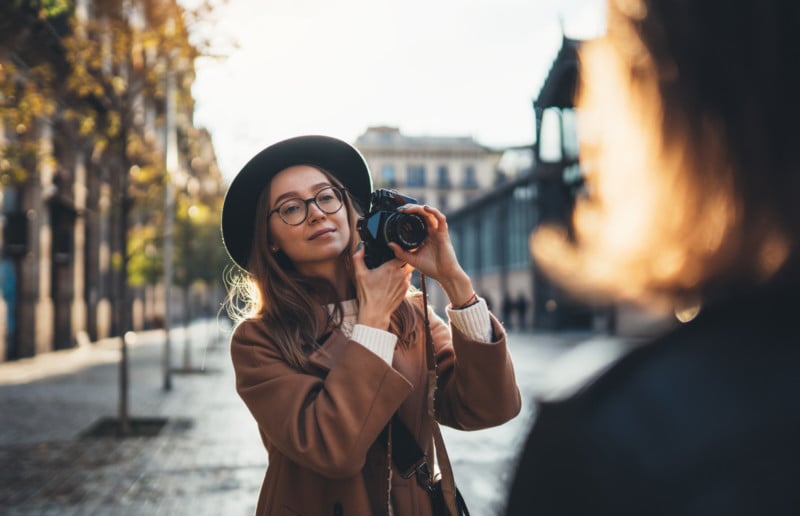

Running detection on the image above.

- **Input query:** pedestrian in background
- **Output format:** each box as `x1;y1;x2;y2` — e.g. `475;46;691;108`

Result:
514;293;528;331
507;0;800;514
502;293;514;330
221;135;520;516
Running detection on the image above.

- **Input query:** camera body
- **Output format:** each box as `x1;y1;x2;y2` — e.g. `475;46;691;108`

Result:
357;189;428;269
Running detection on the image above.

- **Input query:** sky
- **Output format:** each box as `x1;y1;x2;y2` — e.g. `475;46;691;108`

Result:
185;0;606;181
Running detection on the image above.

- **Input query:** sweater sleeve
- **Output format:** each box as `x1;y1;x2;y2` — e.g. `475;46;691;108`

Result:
350;324;397;364
446;297;492;343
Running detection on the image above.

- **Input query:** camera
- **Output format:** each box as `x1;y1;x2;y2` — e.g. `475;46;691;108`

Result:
357;189;428;269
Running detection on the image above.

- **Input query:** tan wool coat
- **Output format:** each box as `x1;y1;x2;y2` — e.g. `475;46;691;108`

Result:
231;295;521;516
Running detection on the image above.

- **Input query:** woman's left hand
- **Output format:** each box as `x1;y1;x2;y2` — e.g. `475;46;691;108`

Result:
389;204;474;304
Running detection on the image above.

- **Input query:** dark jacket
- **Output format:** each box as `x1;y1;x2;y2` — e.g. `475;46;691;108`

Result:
232;294;521;516
506;283;800;516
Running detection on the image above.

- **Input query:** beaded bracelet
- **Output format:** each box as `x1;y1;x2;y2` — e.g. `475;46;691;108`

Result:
450;291;479;310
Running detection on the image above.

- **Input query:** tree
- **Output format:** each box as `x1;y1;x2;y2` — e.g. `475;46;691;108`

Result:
0;1;66;186
59;0;197;433
2;0;227;435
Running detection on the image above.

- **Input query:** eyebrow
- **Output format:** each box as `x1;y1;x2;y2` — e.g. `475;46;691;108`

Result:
273;182;332;206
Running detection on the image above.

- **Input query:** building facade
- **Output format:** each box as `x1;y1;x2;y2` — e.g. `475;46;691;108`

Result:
0;0;225;362
446;37;597;331
354;126;504;213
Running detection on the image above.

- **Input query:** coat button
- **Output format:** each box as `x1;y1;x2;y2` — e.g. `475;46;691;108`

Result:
333;502;343;516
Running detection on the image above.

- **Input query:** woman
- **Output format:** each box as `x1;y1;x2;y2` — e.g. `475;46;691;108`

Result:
507;0;800;514
221;135;521;516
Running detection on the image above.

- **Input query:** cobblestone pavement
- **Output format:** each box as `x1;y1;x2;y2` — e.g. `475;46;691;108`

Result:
0;320;265;516
0;320;591;515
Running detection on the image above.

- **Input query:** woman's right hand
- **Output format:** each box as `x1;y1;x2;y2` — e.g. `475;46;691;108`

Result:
352;243;412;331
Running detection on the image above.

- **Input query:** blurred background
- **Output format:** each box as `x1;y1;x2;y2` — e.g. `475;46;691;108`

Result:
0;0;674;514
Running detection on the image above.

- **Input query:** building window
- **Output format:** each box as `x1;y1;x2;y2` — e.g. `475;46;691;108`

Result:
2;187;20;212
462;216;478;274
407;165;426;187
481;205;500;271
464;192;480;203
381;164;397;188
508;191;536;268
437;194;448;212
436;165;450;188
2;188;26;258
463;165;478;188
451;228;462;263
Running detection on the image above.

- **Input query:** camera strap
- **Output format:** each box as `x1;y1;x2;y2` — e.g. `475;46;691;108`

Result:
420;274;462;515
376;274;467;515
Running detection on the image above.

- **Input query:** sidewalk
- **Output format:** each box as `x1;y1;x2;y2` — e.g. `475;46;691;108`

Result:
0;323;591;515
0;319;266;516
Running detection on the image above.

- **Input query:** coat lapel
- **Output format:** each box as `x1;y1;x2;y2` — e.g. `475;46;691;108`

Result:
307;329;351;372
305;304;352;372
305;306;392;515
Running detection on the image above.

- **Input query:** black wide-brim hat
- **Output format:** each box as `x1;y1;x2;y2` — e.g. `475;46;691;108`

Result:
221;135;373;272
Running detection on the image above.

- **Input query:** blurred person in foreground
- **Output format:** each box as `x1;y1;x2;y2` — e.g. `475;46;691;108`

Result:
506;0;800;514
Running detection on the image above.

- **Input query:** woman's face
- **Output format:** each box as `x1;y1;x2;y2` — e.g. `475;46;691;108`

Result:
267;165;352;276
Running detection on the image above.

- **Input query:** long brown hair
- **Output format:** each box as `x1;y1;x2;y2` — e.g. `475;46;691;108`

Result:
227;167;421;372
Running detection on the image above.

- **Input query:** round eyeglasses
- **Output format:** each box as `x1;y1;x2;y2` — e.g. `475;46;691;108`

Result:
268;186;345;226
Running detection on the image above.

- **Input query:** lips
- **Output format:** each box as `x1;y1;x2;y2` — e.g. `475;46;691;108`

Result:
308;228;335;240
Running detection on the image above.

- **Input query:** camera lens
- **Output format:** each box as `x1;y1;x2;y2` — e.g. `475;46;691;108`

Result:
384;213;427;250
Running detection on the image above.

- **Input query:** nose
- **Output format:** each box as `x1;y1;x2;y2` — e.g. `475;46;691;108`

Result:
306;200;326;223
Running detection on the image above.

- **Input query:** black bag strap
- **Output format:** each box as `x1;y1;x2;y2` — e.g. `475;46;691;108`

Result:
420;274;465;515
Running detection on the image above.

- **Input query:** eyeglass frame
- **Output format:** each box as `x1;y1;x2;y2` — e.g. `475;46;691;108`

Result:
268;186;347;226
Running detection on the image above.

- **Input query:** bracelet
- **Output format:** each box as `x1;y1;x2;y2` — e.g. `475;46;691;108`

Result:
450;291;479;310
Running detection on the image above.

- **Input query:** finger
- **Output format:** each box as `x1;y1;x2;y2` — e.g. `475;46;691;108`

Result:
395;203;440;233
396;203;430;222
352;243;367;273
422;205;447;231
387;243;417;267
386;256;410;270
398;203;433;217
368;255;398;273
397;203;423;211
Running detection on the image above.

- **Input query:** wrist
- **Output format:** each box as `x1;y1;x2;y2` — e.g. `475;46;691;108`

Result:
357;313;391;331
441;272;473;307
450;291;478;310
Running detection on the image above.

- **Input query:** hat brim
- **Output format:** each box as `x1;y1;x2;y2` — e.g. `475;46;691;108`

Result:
221;135;373;272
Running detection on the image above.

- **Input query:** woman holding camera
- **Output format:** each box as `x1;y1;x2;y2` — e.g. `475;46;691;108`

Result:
221;135;520;516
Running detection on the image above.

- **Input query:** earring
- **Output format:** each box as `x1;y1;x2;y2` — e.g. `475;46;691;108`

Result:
271;245;279;253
